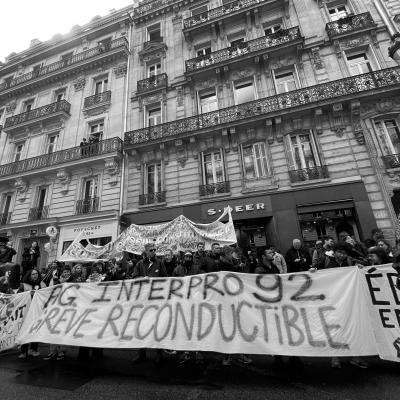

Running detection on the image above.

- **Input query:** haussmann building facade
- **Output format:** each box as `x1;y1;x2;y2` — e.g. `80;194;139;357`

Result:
122;0;400;254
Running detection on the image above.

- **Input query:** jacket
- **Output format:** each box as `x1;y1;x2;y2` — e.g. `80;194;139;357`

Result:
172;263;200;277
285;246;312;273
133;257;167;278
0;247;16;264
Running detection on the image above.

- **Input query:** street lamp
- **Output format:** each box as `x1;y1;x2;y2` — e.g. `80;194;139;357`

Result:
389;32;400;63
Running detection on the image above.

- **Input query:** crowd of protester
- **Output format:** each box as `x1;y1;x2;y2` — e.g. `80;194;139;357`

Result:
1;227;399;368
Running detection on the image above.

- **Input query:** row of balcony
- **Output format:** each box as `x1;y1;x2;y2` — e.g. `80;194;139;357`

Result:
134;0;375;43
0;198;100;226
185;26;302;74
138;166;329;206
125;66;400;145
0;137;123;179
0;37;129;96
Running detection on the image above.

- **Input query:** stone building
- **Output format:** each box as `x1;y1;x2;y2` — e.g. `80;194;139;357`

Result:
0;8;131;269
123;0;400;253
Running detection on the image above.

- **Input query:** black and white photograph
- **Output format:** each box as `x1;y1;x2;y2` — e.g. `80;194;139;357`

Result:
1;0;400;399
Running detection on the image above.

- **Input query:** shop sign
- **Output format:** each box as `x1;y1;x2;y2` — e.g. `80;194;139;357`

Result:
60;221;117;241
207;203;265;216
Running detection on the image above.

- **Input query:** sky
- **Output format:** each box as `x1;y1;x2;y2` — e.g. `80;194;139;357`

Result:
0;0;133;63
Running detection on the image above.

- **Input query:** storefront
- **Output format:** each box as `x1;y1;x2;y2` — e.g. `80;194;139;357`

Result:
57;219;119;259
122;181;376;254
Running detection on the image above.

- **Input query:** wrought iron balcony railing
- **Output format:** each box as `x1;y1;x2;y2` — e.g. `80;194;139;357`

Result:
184;0;267;30
137;73;168;94
199;181;230;197
4;100;71;129
0;212;11;225
76;197;99;215
382;153;400;169
0;137;123;179
28;206;49;221
83;91;111;109
186;27;302;73
289;166;329;183
0;37;129;93
125;66;400;146
326;12;376;39
139;191;166;205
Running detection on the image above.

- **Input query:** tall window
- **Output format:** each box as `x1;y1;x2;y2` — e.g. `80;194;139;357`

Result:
202;150;225;185
83;177;98;200
147;24;161;42
1;194;12;224
375;119;400;155
346;53;372;75
287;132;320;170
36;187;47;209
145;163;162;194
265;24;282;35
148;62;161;77
274;71;297;93
234;81;255;105
147;106;161;127
89;122;104;141
328;5;348;21
47;135;58;154
14;143;24;162
94;78;108;94
242;142;269;179
199;90;218;113
55;89;66;102
24;100;34;112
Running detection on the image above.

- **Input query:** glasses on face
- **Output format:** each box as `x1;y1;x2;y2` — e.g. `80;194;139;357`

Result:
149;249;156;252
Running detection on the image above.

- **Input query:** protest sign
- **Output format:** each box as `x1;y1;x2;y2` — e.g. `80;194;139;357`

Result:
0;292;31;352
59;208;237;262
363;264;400;362
17;268;378;357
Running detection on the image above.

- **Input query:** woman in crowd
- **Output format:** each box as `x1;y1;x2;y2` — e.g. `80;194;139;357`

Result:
21;241;41;276
43;266;73;361
367;246;391;266
71;263;87;282
376;239;393;261
18;269;46;359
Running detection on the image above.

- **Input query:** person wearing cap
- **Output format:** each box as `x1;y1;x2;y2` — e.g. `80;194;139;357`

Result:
173;251;201;277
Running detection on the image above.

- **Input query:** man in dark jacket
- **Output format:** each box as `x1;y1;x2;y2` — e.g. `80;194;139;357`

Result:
203;243;222;273
132;243;167;278
255;248;280;274
285;239;312;273
132;243;166;364
321;243;353;269
0;241;16;264
193;242;207;272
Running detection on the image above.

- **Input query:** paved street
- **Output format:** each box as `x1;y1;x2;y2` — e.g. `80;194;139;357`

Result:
1;346;400;400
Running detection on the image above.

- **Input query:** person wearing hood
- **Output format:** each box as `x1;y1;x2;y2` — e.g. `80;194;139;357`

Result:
18;269;46;359
285;239;311;273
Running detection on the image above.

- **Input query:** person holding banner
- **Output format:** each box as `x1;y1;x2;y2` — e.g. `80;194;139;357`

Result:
18;268;46;359
132;243;167;364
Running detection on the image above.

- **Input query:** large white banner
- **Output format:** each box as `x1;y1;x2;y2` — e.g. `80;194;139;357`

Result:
16;268;379;357
59;208;237;262
363;265;400;362
0;292;31;352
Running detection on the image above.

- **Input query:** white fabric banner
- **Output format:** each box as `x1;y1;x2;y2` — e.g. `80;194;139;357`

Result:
363;264;400;362
59;208;237;261
0;292;31;352
16;268;379;357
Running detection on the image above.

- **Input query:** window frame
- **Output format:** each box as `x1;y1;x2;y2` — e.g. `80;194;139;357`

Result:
82;176;99;200
89;121;104;141
241;142;270;180
374;118;400;156
147;62;162;78
94;77;108;94
144;163;163;195
198;89;218;114
286;131;321;171
201;149;226;185
264;23;283;35
233;79;256;105
14;142;25;162
328;4;349;21
147;23;161;42
346;52;373;76
146;104;162;127
46;134;59;154
273;69;299;94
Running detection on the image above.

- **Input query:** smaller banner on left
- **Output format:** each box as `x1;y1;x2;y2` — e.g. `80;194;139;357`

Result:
0;292;31;352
